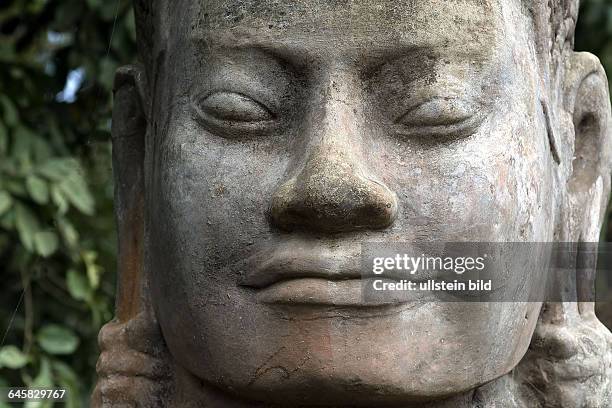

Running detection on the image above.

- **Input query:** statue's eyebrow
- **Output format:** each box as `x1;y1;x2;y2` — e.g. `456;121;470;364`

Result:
191;35;312;70
192;33;490;78
193;33;443;67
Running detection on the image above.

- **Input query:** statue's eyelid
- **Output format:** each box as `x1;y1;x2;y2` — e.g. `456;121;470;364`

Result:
395;98;476;125
192;91;276;122
190;90;283;139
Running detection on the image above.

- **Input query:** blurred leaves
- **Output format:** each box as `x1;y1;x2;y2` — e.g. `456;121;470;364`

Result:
33;231;59;258
66;269;90;302
26;176;49;205
37;325;79;356
0;0;133;405
0;346;28;370
576;0;612;84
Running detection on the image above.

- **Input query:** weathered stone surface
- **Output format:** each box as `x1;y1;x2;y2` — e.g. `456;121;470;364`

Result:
93;1;612;406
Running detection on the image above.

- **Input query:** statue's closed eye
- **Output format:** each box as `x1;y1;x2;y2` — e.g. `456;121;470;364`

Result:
195;92;274;122
393;98;484;141
396;98;475;127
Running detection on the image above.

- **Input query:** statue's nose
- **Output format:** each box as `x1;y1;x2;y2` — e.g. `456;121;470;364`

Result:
269;145;398;233
270;68;398;233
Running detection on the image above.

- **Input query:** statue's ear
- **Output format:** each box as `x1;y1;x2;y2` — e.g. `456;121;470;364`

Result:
564;52;612;243
515;54;612;408
111;64;148;322
93;65;173;407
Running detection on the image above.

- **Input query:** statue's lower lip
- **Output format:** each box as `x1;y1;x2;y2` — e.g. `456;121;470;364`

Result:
254;277;428;307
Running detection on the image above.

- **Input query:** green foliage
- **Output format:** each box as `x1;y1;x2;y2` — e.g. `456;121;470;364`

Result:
37;325;79;356
576;0;612;81
0;0;135;405
0;346;29;370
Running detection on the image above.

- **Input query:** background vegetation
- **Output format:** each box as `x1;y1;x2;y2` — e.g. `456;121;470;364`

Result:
0;0;134;406
0;0;610;406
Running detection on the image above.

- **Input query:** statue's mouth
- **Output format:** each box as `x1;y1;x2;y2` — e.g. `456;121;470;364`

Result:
238;240;437;307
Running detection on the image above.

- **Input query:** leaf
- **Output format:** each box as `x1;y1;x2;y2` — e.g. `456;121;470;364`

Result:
0;191;12;217
26;175;49;204
37;325;79;355
0;345;28;369
31;137;53;163
57;218;78;248
31;358;53;387
0;95;18;126
5;179;27;197
36;158;79;181
14;203;40;252
82;251;102;289
58;174;95;215
27;0;47;13
0;121;7;154
86;0;101;10
50;185;69;214
0;208;15;230
11;126;36;162
26;358;53;408
66;269;90;301
52;361;79;408
34;231;59;257
87;263;103;289
52;360;78;384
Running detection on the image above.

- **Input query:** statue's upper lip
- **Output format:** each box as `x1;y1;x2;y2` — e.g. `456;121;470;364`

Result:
239;242;364;289
239;239;361;289
239;239;433;289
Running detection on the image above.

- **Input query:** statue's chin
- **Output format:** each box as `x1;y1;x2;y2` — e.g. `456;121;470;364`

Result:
175;350;505;407
197;370;488;406
159;300;534;407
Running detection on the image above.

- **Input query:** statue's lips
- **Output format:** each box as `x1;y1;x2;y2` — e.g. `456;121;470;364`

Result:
239;241;438;306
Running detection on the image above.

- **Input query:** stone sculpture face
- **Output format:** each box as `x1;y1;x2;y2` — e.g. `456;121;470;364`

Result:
95;0;612;406
148;0;551;403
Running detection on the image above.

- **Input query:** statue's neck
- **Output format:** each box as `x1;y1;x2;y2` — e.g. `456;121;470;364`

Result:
169;363;523;408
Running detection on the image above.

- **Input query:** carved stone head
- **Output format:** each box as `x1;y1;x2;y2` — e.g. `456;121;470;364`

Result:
94;1;612;406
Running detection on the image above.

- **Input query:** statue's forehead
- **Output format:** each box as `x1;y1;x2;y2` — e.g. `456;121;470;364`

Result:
185;0;501;56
